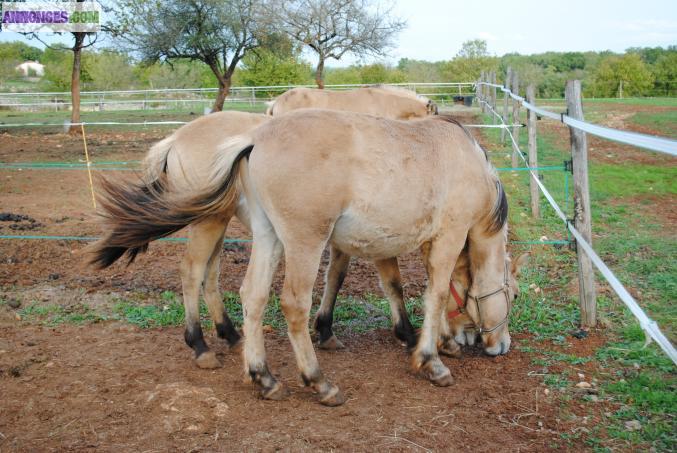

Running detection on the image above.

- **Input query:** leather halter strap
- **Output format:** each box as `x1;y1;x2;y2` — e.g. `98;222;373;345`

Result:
466;261;512;334
447;281;466;319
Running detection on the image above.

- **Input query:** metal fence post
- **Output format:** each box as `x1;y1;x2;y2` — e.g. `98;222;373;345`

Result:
511;71;520;168
526;84;540;219
566;80;597;328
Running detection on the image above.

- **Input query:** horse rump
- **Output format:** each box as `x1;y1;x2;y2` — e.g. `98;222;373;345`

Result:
86;140;253;269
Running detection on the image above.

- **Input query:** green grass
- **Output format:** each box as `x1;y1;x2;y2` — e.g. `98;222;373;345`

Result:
631;110;677;138
478;102;676;450
18;301;106;326
585;97;677;107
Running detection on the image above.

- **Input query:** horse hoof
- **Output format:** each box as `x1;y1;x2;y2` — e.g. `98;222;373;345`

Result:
439;345;462;359
261;381;288;401
195;351;222;369
319;386;345;407
418;357;454;387
318;335;345;350
430;369;455;387
438;339;462;358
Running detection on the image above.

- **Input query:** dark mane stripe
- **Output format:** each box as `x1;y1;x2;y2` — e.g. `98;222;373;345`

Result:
487;180;508;234
433;115;488;160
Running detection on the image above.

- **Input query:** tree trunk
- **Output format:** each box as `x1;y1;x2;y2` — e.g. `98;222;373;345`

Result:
68;38;83;135
212;77;231;112
315;57;325;89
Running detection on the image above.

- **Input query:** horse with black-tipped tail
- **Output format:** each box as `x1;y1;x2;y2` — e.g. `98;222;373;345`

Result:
103;109;518;406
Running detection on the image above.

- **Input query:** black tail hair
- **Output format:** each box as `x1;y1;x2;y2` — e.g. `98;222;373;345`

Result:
87;145;253;269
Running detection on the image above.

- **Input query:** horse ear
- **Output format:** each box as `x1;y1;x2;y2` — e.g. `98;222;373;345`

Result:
511;253;529;277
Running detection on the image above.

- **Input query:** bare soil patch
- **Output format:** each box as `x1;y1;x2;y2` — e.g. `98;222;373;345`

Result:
0;321;603;451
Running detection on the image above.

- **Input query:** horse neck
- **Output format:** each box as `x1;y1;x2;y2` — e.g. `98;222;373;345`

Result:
468;230;508;294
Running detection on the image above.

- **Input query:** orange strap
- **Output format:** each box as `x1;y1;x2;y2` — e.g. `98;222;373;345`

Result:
448;281;466;319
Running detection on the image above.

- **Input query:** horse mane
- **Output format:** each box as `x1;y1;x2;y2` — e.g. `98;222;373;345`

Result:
370;84;433;105
433;115;487;158
433;115;507;234
370;84;418;99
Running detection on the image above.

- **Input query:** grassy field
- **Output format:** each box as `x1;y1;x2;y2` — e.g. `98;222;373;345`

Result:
3;98;675;450
479;99;676;450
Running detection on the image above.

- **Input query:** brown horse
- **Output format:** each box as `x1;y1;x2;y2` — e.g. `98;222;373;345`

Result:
266;86;438;118
98;109;518;406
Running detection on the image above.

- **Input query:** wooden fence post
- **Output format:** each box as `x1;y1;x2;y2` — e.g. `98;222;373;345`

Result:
501;67;512;144
526;85;540;219
566;80;597;328
511;71;520;168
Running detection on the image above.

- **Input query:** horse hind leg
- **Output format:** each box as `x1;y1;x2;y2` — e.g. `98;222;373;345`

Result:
240;221;285;401
282;243;344;406
202;216;242;350
314;245;350;350
374;258;417;349
181;217;228;369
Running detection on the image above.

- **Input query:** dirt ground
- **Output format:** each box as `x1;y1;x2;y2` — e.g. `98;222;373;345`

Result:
0;109;650;451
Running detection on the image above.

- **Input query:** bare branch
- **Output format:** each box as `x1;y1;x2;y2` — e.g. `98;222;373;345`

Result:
275;0;405;86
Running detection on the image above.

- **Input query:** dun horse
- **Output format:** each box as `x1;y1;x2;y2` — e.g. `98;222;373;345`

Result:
89;89;445;369
266;85;438;118
94;109;519;406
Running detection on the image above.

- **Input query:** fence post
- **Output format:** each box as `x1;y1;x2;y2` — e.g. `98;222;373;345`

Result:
510;71;520;168
501;67;512;144
490;71;497;114
566;80;597;328
526;85;540;219
479;71;486;113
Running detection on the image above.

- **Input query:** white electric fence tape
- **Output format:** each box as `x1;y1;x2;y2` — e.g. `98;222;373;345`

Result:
477;92;677;364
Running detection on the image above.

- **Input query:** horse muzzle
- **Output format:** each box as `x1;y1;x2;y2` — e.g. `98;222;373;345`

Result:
482;333;511;356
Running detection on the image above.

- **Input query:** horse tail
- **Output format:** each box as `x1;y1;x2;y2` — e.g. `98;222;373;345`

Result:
86;136;254;269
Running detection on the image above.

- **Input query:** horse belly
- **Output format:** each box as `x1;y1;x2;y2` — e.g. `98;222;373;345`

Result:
330;208;434;260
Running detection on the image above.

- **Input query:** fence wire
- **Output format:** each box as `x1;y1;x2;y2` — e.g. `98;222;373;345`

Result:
476;87;677;364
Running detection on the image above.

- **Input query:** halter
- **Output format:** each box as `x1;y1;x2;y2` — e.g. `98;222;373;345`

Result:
464;261;512;335
447;281;466;319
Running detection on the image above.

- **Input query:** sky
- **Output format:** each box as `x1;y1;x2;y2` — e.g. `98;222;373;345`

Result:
1;0;676;66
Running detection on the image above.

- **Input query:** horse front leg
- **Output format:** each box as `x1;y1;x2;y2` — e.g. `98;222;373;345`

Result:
313;245;350;350
412;235;466;386
374;257;417;349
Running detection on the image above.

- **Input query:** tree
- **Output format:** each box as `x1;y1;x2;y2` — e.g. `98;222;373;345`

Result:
457;39;489;59
111;0;270;111
652;52;677;96
26;0;100;133
278;0;405;88
588;53;654;98
238;32;313;90
440;40;497;83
